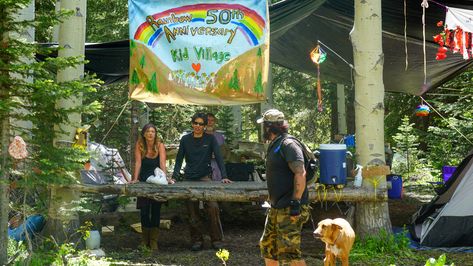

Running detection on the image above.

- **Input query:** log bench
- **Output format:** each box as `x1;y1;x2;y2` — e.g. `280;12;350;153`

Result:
62;182;387;202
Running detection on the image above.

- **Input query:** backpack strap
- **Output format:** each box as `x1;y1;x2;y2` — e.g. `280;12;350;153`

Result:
277;135;304;162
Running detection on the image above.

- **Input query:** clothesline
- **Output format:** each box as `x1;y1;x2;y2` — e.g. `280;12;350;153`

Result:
428;0;448;11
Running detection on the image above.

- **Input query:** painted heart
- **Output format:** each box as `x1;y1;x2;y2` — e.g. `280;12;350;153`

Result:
192;63;201;73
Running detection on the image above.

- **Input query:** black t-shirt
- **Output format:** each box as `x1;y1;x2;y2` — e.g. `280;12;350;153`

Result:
173;132;227;180
266;134;308;208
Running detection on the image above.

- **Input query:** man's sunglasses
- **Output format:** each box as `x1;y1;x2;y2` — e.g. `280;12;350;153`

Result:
192;122;205;126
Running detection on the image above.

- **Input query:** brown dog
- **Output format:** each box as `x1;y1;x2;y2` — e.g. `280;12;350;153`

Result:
313;218;355;266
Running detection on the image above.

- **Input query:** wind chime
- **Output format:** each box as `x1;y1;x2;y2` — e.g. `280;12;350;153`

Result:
310;44;326;112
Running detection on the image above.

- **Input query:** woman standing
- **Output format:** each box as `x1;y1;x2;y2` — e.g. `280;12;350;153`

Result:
130;123;168;251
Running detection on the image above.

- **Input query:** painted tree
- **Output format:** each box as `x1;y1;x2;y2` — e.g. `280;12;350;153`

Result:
131;68;140;85
229;69;240;91
146;72;158;93
253;72;263;94
350;0;392;236
139;54;146;69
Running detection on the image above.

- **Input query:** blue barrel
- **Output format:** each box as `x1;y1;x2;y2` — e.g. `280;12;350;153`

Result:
387;174;403;199
319;144;347;185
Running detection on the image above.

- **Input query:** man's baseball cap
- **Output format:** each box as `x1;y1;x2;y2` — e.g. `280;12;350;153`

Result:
256;109;285;124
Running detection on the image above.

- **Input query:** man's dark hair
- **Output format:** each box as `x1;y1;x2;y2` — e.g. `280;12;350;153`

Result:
264;121;289;135
191;112;208;125
207;113;216;119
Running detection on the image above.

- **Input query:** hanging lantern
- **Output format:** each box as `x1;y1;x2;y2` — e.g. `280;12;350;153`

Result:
415;104;430;117
310;44;327;112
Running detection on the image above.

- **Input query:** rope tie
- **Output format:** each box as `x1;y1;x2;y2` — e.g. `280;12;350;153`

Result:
369;176;382;201
317;184;328;206
421;0;429;85
331;186;343;202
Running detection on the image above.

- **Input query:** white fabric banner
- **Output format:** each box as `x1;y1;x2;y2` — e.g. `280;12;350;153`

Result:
445;7;473;32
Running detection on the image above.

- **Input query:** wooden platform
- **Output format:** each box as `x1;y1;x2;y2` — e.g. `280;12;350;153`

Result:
62;182;387;202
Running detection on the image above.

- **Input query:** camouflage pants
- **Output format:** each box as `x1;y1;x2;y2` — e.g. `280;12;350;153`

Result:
259;205;310;262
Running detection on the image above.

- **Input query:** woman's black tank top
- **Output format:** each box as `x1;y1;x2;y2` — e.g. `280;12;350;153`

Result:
139;156;160;182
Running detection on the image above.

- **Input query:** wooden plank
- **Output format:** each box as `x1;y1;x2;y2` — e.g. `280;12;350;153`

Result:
60;182;387;202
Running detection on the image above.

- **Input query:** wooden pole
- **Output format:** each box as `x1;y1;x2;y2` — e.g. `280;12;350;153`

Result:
337;84;347;135
350;0;392;236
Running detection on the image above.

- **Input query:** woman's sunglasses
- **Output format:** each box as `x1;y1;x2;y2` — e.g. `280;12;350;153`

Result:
192;122;205;126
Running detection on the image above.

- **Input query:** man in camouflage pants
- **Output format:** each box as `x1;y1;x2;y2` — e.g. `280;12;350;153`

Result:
257;109;310;266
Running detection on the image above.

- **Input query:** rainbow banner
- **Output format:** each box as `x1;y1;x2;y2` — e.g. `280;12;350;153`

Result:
129;0;269;105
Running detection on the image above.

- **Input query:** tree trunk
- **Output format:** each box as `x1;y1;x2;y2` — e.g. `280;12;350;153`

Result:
0;101;9;266
46;0;87;244
350;0;392;237
130;100;140;172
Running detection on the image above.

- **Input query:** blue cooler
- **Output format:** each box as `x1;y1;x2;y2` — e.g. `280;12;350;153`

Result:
387;174;402;199
319;144;348;185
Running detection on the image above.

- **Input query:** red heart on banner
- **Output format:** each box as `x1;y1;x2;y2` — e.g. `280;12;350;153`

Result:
192;63;201;73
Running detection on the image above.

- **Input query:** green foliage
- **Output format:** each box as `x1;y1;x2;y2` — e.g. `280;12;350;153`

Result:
392;116;422;176
424;70;473;168
1;1;102;263
425;254;454;266
384;92;419;145
7;238;28;264
149;104;200;143
351;228;418;264
216;106;239;146
271;65;331;147
83;81;130;164
86;0;128;42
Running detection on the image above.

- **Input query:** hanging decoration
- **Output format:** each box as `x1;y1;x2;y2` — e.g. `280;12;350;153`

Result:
415;102;430;117
310;44;326;112
8;136;28;160
433;6;473;60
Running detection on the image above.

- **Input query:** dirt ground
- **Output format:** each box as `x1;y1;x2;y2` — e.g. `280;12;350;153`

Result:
100;185;473;265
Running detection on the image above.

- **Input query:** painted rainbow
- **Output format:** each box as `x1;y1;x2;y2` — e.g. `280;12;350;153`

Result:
133;3;266;47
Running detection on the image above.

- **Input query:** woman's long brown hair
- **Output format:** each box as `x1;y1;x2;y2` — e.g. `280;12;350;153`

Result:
138;123;160;157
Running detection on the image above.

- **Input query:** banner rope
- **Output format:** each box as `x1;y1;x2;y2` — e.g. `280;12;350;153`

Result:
98;100;132;148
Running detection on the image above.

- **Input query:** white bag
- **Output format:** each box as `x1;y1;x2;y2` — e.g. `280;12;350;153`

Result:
146;167;168;185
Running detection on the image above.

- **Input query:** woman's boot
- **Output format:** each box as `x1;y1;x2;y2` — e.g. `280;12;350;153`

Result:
149;227;159;251
141;227;150;247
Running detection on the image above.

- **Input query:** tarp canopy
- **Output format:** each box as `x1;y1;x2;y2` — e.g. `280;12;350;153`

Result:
82;0;473;95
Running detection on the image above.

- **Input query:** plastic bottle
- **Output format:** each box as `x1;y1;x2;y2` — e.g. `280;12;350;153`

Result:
353;164;363;188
